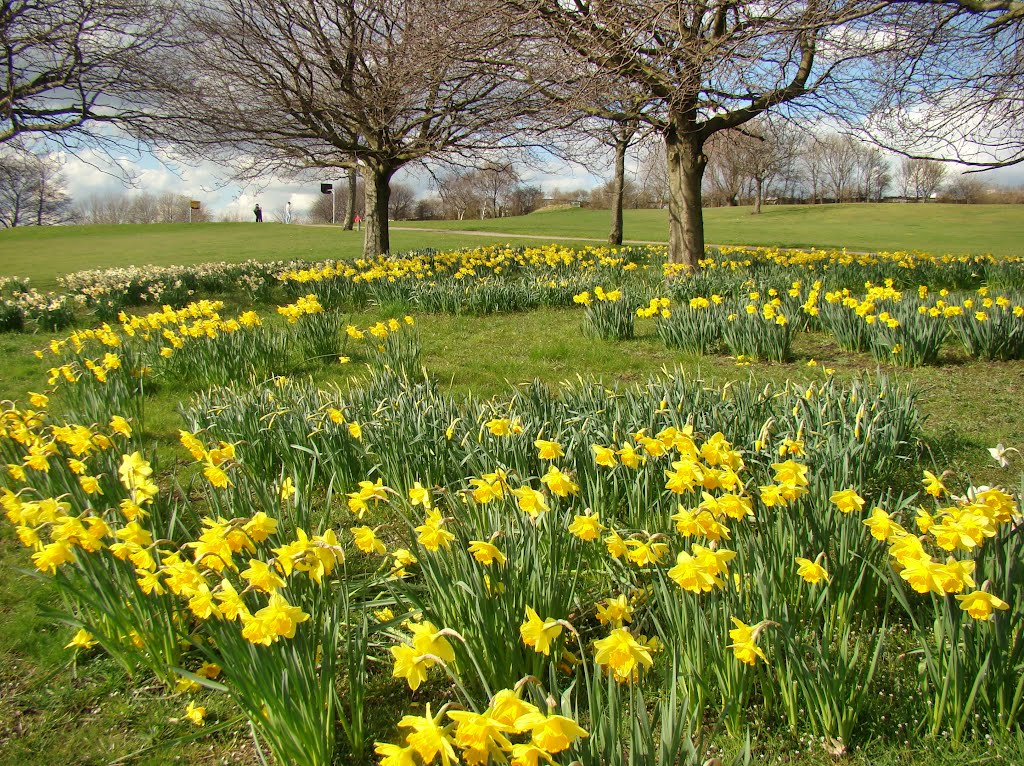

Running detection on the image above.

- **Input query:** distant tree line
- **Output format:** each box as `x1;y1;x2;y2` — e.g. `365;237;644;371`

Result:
77;192;212;224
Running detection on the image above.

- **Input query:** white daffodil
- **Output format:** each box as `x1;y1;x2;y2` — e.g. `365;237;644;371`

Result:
988;443;1019;469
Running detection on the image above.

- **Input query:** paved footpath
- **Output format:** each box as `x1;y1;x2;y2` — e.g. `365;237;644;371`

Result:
299;223;663;243
303;223;668;246
389;226;667;246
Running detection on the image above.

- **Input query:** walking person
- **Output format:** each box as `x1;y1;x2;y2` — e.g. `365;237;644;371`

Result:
285;201;292;224
254;203;263;223
354;213;361;231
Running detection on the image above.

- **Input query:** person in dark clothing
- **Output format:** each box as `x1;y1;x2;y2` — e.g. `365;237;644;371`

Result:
254;204;263;222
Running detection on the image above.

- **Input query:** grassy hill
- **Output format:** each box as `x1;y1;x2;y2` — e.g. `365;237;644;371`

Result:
402;203;1024;256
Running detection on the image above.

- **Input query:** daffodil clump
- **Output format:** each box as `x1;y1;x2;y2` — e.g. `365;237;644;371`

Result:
573;285;636;340
59;260;287;320
344;315;420;376
816;282;1024;366
276;293;325;323
279;244;652;318
642;294;726;355
8;243;1024;375
278;293;350;361
12;241;1007;339
946;286;1024;360
721;289;793;362
4;249;1024;764
0;406;365;764
36;298;282;394
5;360;1024;760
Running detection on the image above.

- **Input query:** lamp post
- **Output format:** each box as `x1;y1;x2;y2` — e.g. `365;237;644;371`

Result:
321;183;334;224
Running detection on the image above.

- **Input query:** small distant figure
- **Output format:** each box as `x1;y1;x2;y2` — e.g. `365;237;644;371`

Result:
253;204;263;223
354;214;362;231
285;201;292;225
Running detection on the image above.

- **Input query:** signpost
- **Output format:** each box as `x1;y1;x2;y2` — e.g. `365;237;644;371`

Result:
189;200;201;223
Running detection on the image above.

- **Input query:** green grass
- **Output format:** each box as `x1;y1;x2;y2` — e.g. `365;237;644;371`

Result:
0;223;585;290
2;306;1024;764
399;203;1024;256
0;540;260;765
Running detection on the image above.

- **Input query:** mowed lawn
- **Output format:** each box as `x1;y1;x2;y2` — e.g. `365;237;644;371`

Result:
3;203;1024;289
0;223;584;289
401;203;1024;255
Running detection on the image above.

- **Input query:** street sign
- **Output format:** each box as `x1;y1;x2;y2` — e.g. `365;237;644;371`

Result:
320;183;333;194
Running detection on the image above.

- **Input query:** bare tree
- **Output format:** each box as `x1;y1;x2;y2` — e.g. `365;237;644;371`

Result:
435;171;484;220
704;131;751;208
817;134;860;202
853;144;892;201
507;0;895;266
801;139;827;204
0;149;73;227
545;112;645;243
942;175;988;203
740;122;803;214
306;194;336;225
388;183;417;220
342;168;358;230
472;163;520;218
574;95;655;244
636;138;669;208
506;184;545;216
1;0;177;145
146;0;536;257
413;197;440;219
604;121;638;244
917;159;947;201
899;157;947;200
589;178;641;209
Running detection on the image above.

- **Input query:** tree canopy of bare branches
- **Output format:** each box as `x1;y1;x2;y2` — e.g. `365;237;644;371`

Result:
899;157;947;200
859;1;1024;169
147;0;537;256
434;164;523;219
0;0;176;146
505;0;899;266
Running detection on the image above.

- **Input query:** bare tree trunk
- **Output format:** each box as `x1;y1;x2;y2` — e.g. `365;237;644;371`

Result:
665;126;707;268
753;177;763;214
343;167;356;230
608;135;627;245
362;164;394;257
